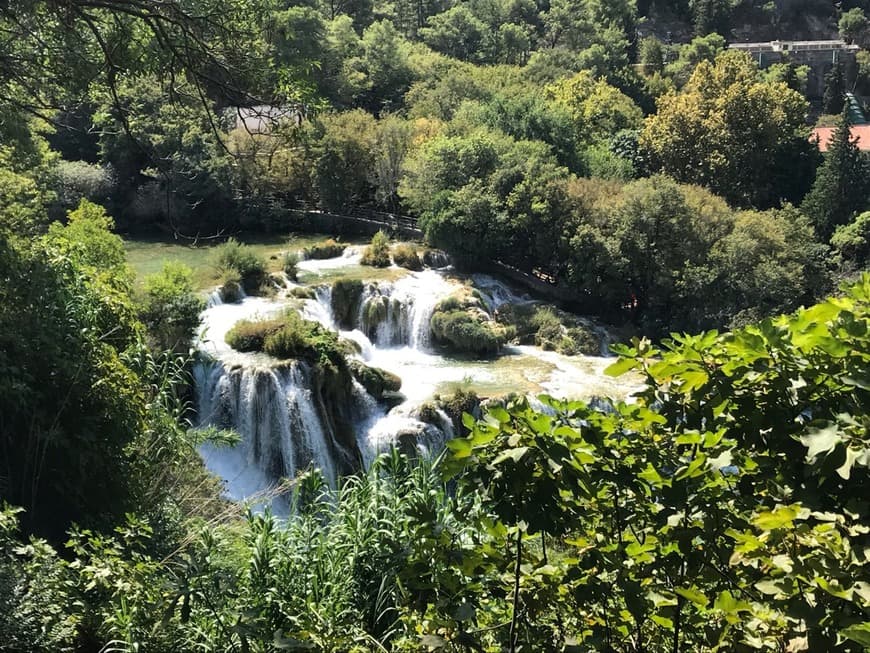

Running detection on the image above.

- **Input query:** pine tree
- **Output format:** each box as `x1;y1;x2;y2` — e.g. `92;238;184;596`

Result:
802;106;870;240
823;61;846;115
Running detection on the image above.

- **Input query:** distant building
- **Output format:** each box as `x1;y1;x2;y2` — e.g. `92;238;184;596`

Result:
810;93;870;152
812;124;870;152
728;39;859;98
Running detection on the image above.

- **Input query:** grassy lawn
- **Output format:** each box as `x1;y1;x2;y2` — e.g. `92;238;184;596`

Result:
124;233;369;290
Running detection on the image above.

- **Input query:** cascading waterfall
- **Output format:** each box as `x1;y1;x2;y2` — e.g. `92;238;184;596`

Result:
302;285;336;330
341;271;456;349
358;404;455;469
195;358;349;499
194;256;629;508
206;284;247;308
472;273;531;312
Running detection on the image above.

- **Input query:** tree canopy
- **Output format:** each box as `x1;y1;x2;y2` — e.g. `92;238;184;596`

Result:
641;50;817;208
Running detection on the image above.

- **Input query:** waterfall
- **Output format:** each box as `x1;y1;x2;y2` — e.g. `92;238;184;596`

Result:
342;271;456;350
193;262;634;510
471;273;530;312
359;403;454;467
422;249;451;269
302;285;336;330
207;288;224;308
194;358;352;495
206;283;248;308
351;379;385;468
342;329;375;361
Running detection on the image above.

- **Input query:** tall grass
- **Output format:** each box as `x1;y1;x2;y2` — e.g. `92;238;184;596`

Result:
164;450;486;651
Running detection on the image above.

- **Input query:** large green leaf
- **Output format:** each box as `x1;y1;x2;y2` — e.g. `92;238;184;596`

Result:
674;586;708;607
604;357;639;377
840;623;870;647
752;505;799;531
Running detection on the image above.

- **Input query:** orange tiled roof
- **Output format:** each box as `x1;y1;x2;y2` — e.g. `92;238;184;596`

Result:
812;124;870;152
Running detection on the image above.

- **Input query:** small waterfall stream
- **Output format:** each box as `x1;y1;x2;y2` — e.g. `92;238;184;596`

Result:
348;271;456;349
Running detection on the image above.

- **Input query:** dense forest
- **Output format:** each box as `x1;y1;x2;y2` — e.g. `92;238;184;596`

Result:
2;0;870;650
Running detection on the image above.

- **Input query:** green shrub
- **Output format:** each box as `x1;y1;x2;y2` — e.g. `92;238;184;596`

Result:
218;270;244;303
392;243;422;270
225;316;285;352
529;307;600;355
54;159;115;209
434;296;463;312
139;261;204;352
434;288;485;314
212;238;267;294
832;211;870;264
500;305;600;355
582;142;635;181
495;302;540;343
430;309;514;356
282;251;300;280
263;324;309;359
535;317;564;351
303;238;345;259
226;311;346;369
360;230;391;267
562;325;599;355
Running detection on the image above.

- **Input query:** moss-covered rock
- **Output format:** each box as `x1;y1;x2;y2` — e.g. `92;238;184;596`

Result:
225;310;347;369
494;302;540;344
348;359;402;399
429;288;514;356
498;303;602;356
339;337;362;357
225;316;285;352
220;278;244;303
360;295;389;336
434;286;486;313
331;279;364;329
288;286;316;300
560;326;600;356
416;401;440;425
533;311;600;355
434;388;480;436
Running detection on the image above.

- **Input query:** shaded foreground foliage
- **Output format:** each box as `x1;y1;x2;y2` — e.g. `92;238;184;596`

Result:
4;276;870;651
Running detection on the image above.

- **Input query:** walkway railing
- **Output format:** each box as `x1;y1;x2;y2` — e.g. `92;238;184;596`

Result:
288;200;420;234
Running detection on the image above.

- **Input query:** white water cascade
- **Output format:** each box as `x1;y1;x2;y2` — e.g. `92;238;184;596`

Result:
353;271;456;349
195;359;356;499
193;252;639;509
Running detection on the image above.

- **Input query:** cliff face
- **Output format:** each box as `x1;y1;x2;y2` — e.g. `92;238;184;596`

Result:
640;0;838;45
